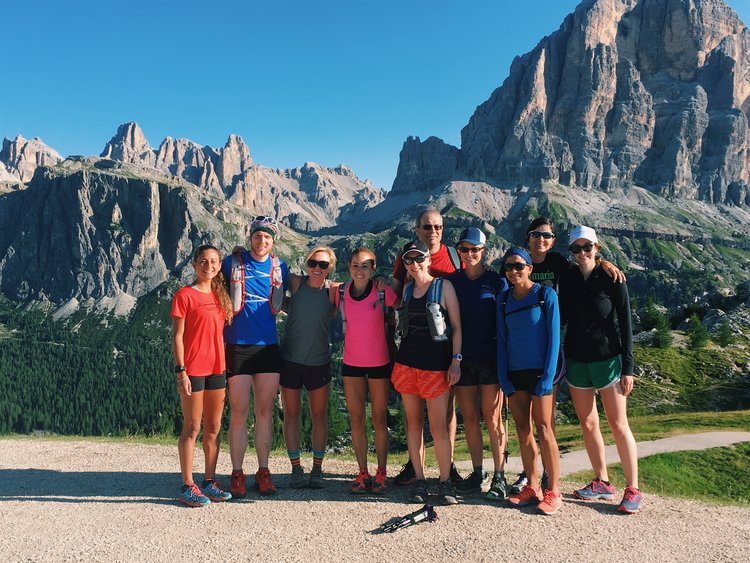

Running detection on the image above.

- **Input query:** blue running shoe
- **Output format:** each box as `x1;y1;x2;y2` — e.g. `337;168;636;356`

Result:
574;478;615;501
617;486;643;514
179;483;211;507
201;480;232;502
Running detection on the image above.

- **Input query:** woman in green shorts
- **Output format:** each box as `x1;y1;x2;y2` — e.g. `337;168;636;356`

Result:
558;226;642;514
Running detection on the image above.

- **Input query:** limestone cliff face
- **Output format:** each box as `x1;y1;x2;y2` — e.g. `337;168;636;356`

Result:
0;135;62;183
0;162;234;301
390;136;460;194
393;0;750;205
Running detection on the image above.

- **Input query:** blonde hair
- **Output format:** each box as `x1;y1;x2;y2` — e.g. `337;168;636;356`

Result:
305;245;337;268
193;245;233;324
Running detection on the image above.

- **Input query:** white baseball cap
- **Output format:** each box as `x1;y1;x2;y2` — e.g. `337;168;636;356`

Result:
568;225;598;245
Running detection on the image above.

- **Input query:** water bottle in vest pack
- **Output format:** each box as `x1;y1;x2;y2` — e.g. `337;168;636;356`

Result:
398;278;449;343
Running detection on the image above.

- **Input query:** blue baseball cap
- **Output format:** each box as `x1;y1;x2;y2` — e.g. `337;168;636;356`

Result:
457;227;487;247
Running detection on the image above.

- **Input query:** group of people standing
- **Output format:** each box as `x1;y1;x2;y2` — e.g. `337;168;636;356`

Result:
171;210;643;516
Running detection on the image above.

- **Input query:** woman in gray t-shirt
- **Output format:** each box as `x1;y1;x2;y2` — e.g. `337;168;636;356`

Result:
279;245;339;489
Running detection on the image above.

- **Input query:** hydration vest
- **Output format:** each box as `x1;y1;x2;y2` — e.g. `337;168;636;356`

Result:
230;252;284;316
397;278;449;342
338;281;388;336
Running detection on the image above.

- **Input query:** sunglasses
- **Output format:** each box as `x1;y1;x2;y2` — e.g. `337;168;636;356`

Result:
569;243;595;254
307;259;331;269
403;254;428;265
529;231;555;240
420;224;443;231
504;262;529;272
254;215;277;225
458;246;483;254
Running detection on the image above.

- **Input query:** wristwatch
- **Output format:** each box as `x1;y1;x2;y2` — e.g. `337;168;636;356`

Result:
452;354;463;362
174;365;186;374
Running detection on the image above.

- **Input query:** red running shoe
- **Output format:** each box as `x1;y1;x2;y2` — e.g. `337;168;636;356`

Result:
537;489;563;515
230;470;246;499
507;485;543;507
254;468;278;495
370;469;387;495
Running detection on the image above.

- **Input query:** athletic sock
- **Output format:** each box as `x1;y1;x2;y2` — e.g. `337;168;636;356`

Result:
377;466;387;476
313;449;325;470
494;470;505;478
201;479;215;487
288;450;301;469
473;465;483;477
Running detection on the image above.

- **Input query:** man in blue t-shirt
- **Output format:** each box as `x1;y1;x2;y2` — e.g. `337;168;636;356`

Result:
222;216;289;498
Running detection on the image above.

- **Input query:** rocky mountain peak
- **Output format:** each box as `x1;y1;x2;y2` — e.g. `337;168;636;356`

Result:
0;135;62;183
100;122;153;165
218;134;252;187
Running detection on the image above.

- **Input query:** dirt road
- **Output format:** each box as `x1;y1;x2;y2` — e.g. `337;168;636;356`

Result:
2;437;749;562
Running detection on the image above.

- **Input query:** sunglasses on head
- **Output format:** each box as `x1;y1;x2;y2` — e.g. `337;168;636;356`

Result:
569;242;594;254
529;231;555;240
307;258;331;269
403;254;428;265
254;215;277;225
420;224;443;231
504;262;528;272
458;246;483;254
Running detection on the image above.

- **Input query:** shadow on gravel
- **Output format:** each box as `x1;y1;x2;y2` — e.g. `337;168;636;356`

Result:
0;468;177;504
564;494;623;515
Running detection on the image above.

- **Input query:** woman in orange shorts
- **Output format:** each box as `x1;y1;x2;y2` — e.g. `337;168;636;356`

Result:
392;241;462;506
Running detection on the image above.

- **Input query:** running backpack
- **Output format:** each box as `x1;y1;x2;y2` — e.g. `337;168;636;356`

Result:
447;246;462;272
397;278;449;342
230;252;284;316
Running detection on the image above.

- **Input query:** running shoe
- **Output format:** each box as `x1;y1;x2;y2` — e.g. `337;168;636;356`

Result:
574;478;616;501
370;469;387;495
455;469;486;493
290;466;307;489
179;483;211;507
617;486;643;514
439;480;458;505
229;469;246;499
541;470;550;492
308;466;325;489
537;489;563;515
507;485;543;507
393;460;416;486
253;468;278;495
485;471;508;501
508;471;528;495
200;480;232;502
449;463;464;486
408;479;429;503
350;470;371;494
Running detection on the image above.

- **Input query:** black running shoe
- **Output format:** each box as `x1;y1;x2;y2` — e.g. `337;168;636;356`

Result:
439;480;458;505
541;471;550;491
456;470;486;493
508;471;528;495
393;460;416;486
449;463;464;486
486;471;508;501
408;479;429;503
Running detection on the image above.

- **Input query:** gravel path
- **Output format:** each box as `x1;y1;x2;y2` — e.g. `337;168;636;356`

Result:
2;435;749;562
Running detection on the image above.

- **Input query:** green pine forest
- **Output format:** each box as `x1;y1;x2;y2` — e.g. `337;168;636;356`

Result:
0;279;748;451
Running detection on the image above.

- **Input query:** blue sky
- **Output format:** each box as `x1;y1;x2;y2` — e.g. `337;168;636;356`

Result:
2;0;750;190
